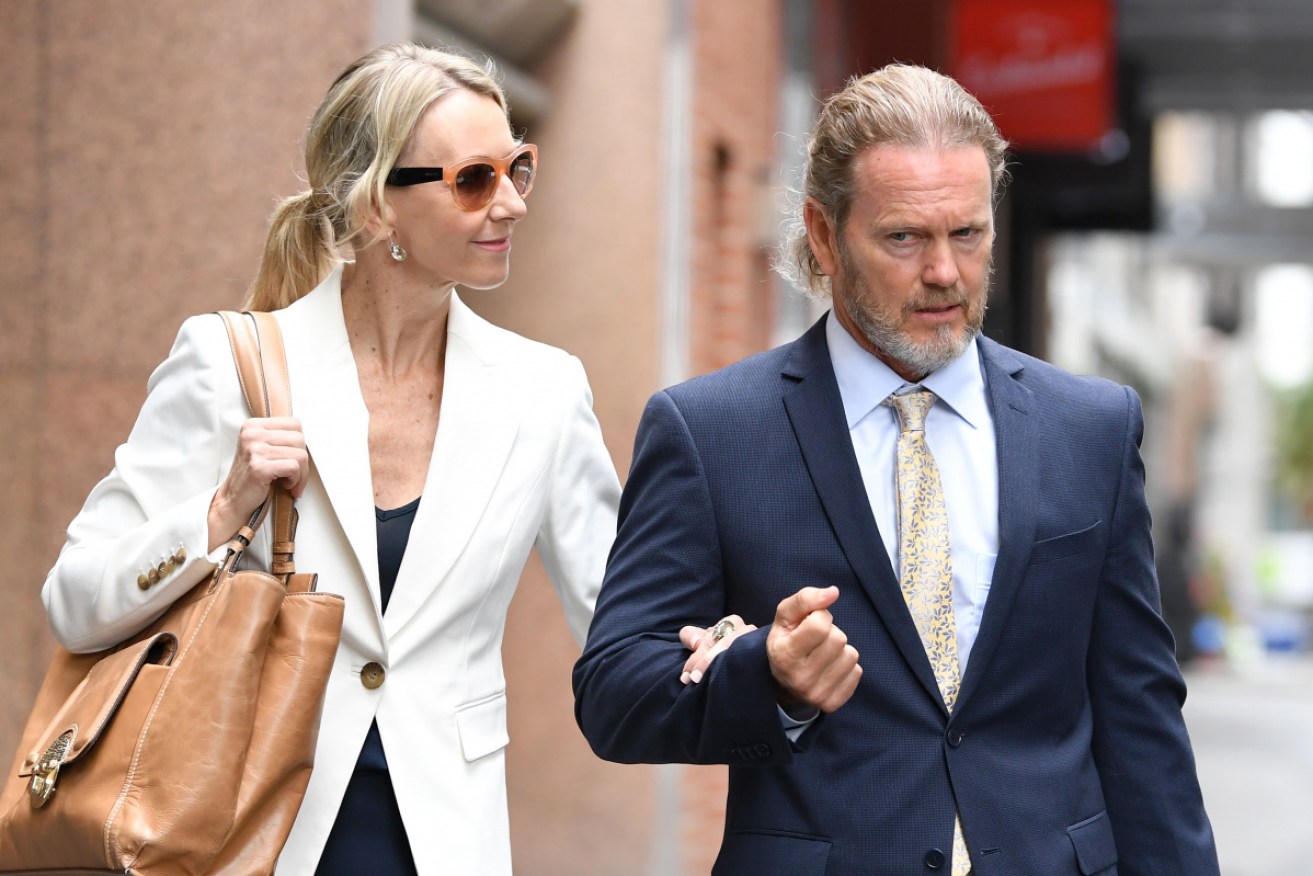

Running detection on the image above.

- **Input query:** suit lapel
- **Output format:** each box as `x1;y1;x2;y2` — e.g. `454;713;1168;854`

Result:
382;292;519;638
955;338;1039;713
277;270;382;616
781;316;946;708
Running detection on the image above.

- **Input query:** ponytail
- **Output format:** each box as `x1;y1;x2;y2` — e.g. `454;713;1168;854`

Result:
243;190;337;311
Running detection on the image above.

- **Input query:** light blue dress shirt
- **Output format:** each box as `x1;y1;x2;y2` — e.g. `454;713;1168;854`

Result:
778;314;1002;738
825;313;999;670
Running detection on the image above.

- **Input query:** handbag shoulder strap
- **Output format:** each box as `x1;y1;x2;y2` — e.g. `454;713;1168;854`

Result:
217;311;298;579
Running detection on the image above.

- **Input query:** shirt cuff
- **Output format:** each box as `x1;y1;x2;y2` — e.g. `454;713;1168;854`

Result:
778;704;820;743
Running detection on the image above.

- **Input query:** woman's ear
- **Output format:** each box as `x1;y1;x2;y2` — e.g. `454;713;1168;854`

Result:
361;189;397;240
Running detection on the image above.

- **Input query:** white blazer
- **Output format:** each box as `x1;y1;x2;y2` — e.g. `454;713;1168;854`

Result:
42;267;621;874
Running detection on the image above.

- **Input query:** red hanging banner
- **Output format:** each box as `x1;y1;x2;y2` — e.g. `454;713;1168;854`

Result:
949;0;1115;152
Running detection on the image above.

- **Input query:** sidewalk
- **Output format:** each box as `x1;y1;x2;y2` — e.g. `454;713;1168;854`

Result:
1182;654;1313;875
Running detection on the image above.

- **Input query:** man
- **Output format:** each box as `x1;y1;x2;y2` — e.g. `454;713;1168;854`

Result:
573;64;1219;875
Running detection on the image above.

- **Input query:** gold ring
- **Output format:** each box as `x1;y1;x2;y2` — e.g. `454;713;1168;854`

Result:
711;619;735;642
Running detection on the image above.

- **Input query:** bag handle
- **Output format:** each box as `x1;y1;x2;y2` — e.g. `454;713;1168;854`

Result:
217;311;298;579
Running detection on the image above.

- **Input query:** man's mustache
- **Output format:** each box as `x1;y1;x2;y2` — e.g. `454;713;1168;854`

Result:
903;288;969;312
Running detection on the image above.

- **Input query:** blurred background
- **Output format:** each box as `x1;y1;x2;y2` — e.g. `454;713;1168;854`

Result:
1;0;1309;873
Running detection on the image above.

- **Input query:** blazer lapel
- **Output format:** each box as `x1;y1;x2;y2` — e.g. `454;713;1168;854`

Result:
781;316;947;709
276;270;384;623
382;292;520;638
955;337;1039;713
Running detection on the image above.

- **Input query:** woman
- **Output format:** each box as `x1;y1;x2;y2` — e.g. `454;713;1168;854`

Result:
41;43;620;874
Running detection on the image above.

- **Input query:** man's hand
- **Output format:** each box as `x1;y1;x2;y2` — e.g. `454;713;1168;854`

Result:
766;586;861;713
679;615;756;684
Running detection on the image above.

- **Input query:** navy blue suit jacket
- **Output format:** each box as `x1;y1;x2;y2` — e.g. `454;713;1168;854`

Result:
574;315;1219;875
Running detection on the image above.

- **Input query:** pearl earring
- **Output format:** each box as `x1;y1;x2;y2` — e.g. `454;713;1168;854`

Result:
388;235;408;262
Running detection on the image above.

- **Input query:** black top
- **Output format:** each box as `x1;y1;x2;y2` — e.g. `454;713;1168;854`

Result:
314;497;421;875
375;496;421;615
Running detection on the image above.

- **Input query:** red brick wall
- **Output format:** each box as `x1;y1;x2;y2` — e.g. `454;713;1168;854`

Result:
687;0;783;378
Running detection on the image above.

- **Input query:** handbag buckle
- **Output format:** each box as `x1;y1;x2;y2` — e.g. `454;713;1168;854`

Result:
28;730;74;808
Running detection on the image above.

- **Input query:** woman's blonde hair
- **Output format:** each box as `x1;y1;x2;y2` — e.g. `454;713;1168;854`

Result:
776;64;1009;299
244;43;507;311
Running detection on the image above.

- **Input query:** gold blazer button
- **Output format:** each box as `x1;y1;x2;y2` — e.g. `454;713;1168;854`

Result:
360;662;386;690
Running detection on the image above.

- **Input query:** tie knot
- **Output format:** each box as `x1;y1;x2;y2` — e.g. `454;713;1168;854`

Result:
886;389;936;433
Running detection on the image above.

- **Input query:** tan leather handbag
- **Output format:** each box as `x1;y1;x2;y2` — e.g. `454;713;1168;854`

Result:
0;312;344;875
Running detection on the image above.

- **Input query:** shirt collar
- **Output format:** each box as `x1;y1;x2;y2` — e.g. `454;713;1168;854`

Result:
825;311;989;430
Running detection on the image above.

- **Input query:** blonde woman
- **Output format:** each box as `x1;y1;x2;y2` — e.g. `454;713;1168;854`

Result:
42;43;620;874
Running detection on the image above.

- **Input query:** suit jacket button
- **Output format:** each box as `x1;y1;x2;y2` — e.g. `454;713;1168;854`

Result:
360;662;386;689
137;573;151;590
947;728;964;747
924;848;945;869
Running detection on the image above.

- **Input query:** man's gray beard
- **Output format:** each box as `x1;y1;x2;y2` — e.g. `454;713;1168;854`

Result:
842;291;983;378
837;243;990;379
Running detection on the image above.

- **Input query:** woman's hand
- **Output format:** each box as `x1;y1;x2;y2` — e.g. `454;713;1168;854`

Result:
207;417;308;551
678;614;756;684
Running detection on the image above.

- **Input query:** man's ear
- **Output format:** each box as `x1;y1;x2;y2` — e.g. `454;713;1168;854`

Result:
803;197;840;279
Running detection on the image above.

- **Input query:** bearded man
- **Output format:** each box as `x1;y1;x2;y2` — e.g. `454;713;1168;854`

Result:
574;64;1219;876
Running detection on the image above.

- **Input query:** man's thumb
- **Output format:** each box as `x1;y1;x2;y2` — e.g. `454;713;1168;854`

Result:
775;585;839;627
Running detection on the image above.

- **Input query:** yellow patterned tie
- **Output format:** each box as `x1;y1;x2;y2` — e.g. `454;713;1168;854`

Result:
887;390;971;876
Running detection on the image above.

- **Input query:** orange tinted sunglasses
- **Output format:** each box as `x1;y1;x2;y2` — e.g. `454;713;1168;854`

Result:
385;144;537;211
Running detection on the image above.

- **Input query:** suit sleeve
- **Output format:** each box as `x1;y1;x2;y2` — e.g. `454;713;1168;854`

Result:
41;315;239;653
535;355;622;647
573;390;793;766
1086;387;1220;874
